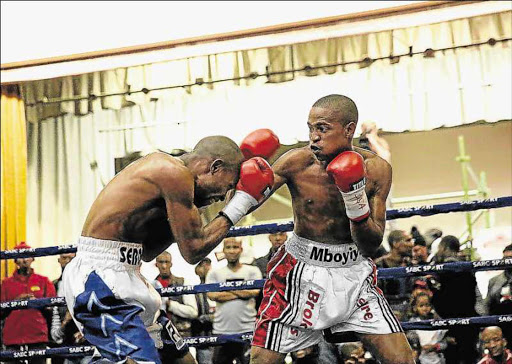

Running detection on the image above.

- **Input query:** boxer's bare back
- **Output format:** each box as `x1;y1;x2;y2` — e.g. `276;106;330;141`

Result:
82;152;234;262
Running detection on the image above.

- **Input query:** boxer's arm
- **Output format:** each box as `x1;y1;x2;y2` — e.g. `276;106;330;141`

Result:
350;159;392;256
244;151;290;214
168;190;233;264
150;163;233;264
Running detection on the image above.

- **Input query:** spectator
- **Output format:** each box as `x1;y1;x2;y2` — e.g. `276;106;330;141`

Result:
485;244;512;346
192;258;215;364
154;251;198;337
340;342;377;364
374;230;414;311
411;230;429;266
0;242;56;364
253;232;288;278
50;252;91;364
477;326;512;364
207;238;262;364
430;235;481;364
291;344;319;363
426;228;444;263
359;121;394;231
359;121;391;163
424;228;443;248
407;291;454;363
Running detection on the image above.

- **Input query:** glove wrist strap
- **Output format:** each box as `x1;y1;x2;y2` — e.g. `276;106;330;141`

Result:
340;185;370;221
221;191;257;225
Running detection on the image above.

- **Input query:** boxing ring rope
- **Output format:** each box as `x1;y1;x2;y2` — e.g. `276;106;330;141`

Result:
2;197;511;260
1;196;511;359
2;258;512;312
1;315;512;359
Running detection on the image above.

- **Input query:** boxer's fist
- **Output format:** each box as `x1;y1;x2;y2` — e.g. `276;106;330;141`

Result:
221;157;274;225
240;129;280;160
236;157;274;201
327;151;366;192
327;151;370;221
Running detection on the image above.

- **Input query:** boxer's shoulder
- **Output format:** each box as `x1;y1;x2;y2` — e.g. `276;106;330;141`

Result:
354;147;391;179
274;146;315;175
136;153;193;194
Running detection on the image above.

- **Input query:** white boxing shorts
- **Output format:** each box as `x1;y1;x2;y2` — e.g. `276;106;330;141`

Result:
62;237;163;363
252;233;403;354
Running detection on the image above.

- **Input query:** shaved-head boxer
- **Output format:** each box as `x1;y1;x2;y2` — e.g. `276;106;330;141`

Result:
62;134;276;364
250;95;415;363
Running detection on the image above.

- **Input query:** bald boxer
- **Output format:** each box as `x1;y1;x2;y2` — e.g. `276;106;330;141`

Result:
251;95;414;363
62;135;275;364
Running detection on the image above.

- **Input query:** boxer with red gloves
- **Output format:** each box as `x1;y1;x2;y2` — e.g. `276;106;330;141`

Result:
251;95;414;364
60;135;277;364
240;129;280;160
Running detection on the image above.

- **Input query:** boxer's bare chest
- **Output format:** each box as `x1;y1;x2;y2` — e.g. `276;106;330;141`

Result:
287;162;353;244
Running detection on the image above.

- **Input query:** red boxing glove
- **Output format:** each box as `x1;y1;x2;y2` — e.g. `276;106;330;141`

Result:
236;157;274;201
327;151;370;222
221;157;274;225
240;129;280;160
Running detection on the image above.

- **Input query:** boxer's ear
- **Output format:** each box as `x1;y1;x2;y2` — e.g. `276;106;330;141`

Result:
210;159;224;174
345;122;356;139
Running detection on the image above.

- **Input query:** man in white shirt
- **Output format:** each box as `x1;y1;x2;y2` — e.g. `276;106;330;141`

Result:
207;238;262;364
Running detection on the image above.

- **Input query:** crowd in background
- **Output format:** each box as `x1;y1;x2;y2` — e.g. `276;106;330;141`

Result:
1;229;511;364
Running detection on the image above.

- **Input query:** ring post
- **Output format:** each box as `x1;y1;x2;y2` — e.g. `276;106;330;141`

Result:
456;135;474;248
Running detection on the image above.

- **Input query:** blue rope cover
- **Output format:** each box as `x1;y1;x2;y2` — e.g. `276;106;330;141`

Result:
1;315;510;359
1;196;510;259
2;259;510;311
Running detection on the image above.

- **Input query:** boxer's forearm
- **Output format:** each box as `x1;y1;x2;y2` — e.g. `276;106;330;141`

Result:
350;217;385;257
180;215;232;264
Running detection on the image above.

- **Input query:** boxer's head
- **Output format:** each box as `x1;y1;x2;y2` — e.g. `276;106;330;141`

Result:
184;136;244;207
308;94;358;163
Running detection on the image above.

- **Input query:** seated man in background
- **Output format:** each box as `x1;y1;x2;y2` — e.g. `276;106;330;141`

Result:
1;242;56;364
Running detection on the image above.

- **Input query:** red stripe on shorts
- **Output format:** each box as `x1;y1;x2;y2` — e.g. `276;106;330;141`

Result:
253;248;298;348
